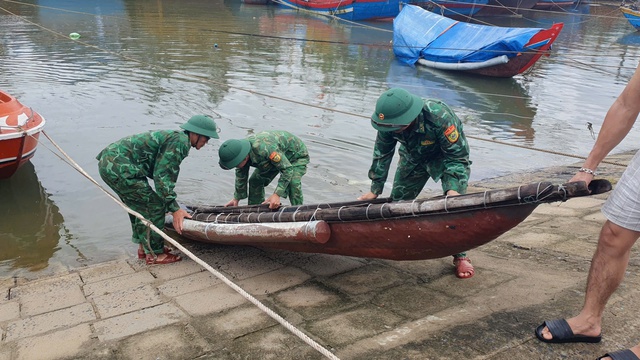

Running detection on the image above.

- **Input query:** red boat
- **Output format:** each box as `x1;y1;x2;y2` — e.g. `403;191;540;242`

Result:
393;5;564;78
0;91;46;179
167;180;610;261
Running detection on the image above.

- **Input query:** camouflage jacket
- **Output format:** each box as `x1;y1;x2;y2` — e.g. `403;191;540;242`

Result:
96;130;191;212
368;99;471;195
234;131;309;200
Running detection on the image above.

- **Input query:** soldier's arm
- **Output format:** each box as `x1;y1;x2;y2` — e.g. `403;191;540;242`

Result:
234;165;250;200
368;131;397;195
437;120;471;195
153;137;190;212
269;150;294;197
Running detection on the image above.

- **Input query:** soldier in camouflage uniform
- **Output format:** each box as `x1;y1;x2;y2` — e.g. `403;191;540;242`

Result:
358;88;475;279
96;115;219;265
218;130;309;209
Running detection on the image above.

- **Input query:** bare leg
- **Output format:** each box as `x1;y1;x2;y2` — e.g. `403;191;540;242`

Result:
541;220;640;340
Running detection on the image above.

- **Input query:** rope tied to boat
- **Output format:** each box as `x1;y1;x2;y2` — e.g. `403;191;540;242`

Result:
337;206;346;221
310;207;321;222
556;184;568;201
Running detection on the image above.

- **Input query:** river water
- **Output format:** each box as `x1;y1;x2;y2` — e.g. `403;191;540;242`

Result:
1;0;639;277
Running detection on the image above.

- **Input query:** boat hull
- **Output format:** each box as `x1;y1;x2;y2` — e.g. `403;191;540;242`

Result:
464;23;564;77
168;180;611;261
0;91;46;179
176;203;538;260
275;0;401;20
393;5;564;77
621;6;640;31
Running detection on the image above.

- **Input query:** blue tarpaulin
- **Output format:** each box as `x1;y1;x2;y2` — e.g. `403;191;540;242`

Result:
393;5;546;65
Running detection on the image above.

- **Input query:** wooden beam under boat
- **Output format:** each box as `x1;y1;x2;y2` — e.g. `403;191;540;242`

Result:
166;180;611;261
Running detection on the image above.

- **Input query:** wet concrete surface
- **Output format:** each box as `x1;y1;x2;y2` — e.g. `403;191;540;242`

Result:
0;152;637;360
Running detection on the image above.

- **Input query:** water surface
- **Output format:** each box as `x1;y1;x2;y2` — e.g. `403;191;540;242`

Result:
1;0;639;277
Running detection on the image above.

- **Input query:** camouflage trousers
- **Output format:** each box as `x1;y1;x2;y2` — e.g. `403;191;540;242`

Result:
391;158;467;259
247;164;307;205
97;155;167;255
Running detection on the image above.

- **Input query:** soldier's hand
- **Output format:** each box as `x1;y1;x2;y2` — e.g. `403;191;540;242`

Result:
225;199;239;207
172;208;192;234
264;194;281;209
357;192;378;201
446;190;460;196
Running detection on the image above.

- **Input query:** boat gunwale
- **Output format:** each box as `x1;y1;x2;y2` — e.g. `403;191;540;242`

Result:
188;180;607;224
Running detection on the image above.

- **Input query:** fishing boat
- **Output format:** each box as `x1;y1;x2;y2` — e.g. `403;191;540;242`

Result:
620;5;640;31
393;5;564;77
273;0;402;21
409;0;489;17
0;90;46;179
166;180;611;261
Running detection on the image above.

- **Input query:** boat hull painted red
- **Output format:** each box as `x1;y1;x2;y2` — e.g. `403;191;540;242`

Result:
0;91;46;179
177;203;537;260
466;23;564;77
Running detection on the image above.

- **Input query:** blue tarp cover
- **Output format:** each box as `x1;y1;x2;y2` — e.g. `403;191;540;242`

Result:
393;5;545;65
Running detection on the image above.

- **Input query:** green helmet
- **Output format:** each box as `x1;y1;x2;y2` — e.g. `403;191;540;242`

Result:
370;88;424;132
218;139;251;170
180;115;219;139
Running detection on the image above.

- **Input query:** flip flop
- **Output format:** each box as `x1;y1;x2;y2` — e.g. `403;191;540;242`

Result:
597;349;640;360
138;246;172;259
145;253;182;265
453;257;475;279
535;319;601;344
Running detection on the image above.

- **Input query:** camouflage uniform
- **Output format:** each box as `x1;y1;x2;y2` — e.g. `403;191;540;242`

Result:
368;99;471;198
367;99;471;258
234;131;309;205
96;130;190;255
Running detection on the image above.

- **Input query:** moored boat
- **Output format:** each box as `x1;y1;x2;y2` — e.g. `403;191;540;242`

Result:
621;5;640;31
166;180;611;261
0;90;46;179
393;4;563;77
273;0;401;21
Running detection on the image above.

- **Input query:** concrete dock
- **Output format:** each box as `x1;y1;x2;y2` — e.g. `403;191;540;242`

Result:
2;153;639;360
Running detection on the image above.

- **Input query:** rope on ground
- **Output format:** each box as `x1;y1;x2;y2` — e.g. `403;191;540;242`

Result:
41;131;340;360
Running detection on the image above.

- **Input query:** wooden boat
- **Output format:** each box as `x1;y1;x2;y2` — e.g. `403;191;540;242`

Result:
0;90;46;179
166;180;611;261
409;0;489;17
273;0;401;21
620;5;640;31
393;5;563;77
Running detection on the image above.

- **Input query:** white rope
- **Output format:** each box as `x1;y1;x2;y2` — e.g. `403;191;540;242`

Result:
41;131;340;360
